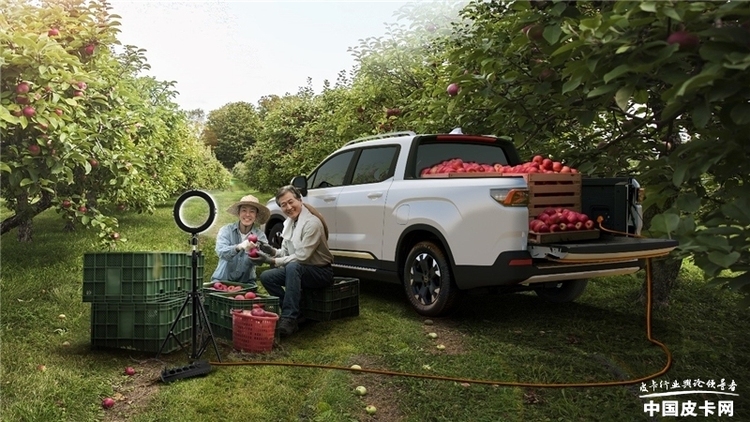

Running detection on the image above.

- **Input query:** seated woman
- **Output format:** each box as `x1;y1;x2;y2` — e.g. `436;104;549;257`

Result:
210;194;270;290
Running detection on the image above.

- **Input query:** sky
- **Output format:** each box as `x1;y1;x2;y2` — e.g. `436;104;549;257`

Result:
108;1;417;114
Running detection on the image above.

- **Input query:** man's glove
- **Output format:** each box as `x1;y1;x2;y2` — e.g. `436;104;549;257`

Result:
257;240;277;257
236;239;252;252
248;250;273;266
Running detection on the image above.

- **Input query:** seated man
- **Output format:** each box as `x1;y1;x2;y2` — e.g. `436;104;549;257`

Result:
210;194;270;290
250;185;334;336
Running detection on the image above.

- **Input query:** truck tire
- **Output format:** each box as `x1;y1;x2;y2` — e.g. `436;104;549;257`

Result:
534;279;589;303
267;221;284;249
403;241;462;317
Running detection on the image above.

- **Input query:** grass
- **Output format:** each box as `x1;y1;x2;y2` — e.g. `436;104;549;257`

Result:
2;181;749;421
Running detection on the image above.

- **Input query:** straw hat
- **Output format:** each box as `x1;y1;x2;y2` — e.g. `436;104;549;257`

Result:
226;194;270;224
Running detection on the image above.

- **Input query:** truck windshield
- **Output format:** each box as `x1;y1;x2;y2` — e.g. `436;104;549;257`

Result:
415;141;510;174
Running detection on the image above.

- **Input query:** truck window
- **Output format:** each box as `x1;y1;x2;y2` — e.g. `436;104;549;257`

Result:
309;150;355;189
415;142;510;175
351;146;399;185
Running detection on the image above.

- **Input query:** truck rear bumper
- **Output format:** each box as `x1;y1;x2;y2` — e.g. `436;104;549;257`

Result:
453;235;677;290
453;252;645;289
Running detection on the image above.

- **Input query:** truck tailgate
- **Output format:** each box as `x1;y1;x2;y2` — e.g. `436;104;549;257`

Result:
528;236;678;263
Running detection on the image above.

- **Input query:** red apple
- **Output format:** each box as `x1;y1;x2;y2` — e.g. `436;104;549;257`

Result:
111;232;120;240
549;224;559;233
48;28;59;37
78;205;87;213
244;291;257;299
22;106;35;117
28;144;41;156
667;31;699;50
559;223;568;231
102;398;115;409
577;214;589;223
117;203;126;211
566;213;578;224
73;90;83;97
386;108;401;117
536;223;550;233
542;158;553;170
54;108;63;116
16;82;30;94
446;83;460;97
124;367;135;376
234;294;245;300
543;207;556;216
522;24;544;41
248;234;258;243
248;248;259;258
532;155;544;164
83;44;95;55
585;220;595;230
552;162;563;172
574;222;583;230
89;159;98;168
560;166;571;173
61;199;71;209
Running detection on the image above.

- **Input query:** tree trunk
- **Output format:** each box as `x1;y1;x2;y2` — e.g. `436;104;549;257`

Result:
63;219;76;232
638;257;682;307
17;218;33;242
0;191;52;238
638;146;683;307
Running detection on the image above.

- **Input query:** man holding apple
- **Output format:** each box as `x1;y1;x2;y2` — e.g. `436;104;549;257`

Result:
249;185;334;337
210;194;271;291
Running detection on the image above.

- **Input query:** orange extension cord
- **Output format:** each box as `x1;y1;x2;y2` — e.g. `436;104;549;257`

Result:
210;220;673;389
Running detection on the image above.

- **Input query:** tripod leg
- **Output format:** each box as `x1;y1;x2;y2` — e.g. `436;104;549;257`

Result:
195;294;222;362
157;294;191;359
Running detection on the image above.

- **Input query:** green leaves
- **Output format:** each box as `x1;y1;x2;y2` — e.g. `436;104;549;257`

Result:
650;212;681;235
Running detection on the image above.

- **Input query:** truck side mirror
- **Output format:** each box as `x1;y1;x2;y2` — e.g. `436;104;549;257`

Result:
291;175;308;197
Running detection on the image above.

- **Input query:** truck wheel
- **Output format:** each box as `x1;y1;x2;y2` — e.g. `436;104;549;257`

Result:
267;221;284;249
534;279;589;303
403;241;461;317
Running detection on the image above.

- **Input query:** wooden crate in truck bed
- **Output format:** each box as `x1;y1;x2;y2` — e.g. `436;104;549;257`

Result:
528;228;600;244
422;172;582;217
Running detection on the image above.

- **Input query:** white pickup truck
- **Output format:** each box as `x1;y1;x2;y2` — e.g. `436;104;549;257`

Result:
263;131;678;316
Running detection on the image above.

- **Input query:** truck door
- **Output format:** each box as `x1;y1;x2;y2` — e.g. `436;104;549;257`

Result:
335;145;399;260
303;149;356;245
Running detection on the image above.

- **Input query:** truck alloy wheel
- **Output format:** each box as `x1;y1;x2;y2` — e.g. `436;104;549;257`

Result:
403;241;461;316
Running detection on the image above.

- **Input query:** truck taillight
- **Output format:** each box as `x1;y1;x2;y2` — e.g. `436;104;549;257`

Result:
490;188;529;206
637;188;645;204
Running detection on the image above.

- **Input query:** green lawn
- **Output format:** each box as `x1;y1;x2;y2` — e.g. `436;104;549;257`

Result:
1;183;748;421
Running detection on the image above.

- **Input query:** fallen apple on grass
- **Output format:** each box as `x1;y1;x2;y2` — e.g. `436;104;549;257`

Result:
436;344;446;351
355;386;367;396
125;367;135;376
365;405;377;415
102;397;115;409
427;332;438;339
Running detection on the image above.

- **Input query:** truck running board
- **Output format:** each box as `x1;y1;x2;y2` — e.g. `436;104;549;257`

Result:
528;236;678;263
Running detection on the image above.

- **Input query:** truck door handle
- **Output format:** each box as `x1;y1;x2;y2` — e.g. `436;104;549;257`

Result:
322;196;337;202
367;192;383;199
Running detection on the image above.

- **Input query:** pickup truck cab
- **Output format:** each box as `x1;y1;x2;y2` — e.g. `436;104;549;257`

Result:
263;131;678;316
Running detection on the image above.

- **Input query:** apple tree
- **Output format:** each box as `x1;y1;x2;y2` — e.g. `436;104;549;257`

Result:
201;101;260;169
1;0;229;245
430;0;750;305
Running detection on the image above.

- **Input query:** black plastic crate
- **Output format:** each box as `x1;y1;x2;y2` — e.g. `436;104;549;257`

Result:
301;277;359;322
89;297;192;354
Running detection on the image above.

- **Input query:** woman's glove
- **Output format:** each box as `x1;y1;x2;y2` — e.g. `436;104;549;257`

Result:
236;239;252;252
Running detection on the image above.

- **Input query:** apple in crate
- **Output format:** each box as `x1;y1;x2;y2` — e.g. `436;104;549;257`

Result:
234;294;245;300
244;291;256;299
